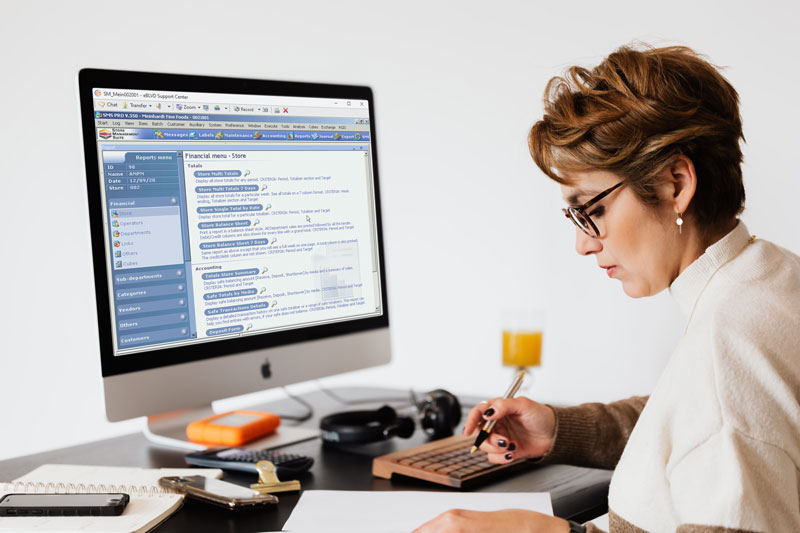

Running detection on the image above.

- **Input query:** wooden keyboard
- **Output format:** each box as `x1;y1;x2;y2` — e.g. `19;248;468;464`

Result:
372;435;532;488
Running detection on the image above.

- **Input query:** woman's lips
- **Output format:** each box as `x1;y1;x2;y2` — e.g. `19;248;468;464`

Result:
603;266;618;277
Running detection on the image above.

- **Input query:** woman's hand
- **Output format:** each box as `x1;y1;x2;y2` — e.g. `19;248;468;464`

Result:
463;396;556;463
413;508;570;533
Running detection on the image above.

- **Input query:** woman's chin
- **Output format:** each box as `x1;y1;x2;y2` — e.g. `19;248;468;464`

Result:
620;280;649;299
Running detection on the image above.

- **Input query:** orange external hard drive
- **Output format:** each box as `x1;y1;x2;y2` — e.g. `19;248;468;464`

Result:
186;410;281;446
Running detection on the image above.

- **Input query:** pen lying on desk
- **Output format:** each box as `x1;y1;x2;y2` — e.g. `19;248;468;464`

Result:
470;369;526;453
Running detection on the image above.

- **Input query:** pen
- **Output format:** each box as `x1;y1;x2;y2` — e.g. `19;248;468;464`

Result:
470;369;526;454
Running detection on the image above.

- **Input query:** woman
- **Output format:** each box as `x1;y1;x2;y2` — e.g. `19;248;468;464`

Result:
415;45;800;532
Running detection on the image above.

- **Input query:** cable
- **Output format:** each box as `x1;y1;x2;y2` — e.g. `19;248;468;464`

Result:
270;386;314;423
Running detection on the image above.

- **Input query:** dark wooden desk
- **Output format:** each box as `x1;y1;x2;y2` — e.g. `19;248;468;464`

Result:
0;387;612;531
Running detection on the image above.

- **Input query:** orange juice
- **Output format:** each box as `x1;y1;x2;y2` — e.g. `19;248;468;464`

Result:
502;330;542;367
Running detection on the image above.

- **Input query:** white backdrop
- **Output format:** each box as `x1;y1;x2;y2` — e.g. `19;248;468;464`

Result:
2;1;799;461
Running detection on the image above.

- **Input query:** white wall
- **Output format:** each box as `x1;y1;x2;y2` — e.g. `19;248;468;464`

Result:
2;1;799;461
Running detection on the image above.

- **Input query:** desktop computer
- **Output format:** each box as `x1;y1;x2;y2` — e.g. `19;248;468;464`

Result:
77;69;390;448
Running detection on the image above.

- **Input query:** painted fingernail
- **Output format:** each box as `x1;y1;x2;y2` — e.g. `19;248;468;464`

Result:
504;453;513;461
508;442;516;451
483;407;495;417
498;439;507;447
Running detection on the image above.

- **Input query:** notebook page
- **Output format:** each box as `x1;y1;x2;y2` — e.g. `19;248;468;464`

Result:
0;464;222;533
282;490;553;533
12;464;222;488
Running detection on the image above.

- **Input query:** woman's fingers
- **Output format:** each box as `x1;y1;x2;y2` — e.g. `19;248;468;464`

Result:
462;398;502;435
477;432;514;454
485;450;516;464
480;398;523;421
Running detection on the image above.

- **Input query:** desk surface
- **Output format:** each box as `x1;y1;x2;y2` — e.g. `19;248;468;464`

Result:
0;387;612;531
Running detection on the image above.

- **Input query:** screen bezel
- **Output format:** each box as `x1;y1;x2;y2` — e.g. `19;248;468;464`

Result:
78;68;389;378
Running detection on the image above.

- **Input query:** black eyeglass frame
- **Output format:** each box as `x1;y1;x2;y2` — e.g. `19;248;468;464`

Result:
562;181;625;238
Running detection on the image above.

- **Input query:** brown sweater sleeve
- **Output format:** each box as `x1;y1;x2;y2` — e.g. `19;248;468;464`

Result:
537;396;648;470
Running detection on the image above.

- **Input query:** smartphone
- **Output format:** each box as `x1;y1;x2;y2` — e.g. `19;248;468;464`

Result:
0;493;129;516
158;476;278;510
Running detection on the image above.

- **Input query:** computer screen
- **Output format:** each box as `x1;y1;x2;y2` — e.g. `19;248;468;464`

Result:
78;69;390;429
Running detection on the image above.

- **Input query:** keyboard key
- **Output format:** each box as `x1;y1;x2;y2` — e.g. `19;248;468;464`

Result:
372;434;531;488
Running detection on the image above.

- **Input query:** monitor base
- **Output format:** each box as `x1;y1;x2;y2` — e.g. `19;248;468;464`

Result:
144;405;320;451
145;407;214;451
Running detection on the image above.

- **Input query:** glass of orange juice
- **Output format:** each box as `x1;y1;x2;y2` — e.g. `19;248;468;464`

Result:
501;308;544;369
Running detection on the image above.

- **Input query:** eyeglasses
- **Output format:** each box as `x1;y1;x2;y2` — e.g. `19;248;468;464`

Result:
562;181;625;238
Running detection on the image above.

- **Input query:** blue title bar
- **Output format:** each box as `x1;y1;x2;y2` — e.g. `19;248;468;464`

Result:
95;111;359;124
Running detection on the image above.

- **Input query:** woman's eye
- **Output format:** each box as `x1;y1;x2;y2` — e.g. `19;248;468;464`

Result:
588;206;605;218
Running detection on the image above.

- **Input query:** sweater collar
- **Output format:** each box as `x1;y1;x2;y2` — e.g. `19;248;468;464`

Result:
669;220;750;317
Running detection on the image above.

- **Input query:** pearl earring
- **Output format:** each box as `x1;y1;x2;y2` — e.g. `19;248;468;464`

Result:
676;212;683;234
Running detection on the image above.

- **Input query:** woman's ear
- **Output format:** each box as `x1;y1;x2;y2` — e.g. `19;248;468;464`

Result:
668;155;697;214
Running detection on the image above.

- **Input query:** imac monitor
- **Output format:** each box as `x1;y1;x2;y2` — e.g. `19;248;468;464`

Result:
78;69;389;443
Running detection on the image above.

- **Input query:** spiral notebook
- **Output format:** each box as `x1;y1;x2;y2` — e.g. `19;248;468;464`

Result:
0;464;223;533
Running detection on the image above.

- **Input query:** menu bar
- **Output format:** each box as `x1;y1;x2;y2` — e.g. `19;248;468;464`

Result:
96;128;371;142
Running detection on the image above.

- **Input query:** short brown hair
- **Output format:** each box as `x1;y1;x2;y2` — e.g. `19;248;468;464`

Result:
528;44;745;234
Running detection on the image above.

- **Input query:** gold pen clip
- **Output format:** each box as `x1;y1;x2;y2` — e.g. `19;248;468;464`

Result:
250;460;301;494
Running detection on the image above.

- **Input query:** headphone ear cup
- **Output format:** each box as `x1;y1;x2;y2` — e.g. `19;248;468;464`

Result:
420;390;462;439
320;405;412;444
376;405;415;439
391;416;416;439
375;405;398;424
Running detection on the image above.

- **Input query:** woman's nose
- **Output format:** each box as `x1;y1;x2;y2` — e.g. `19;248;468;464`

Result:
575;228;602;256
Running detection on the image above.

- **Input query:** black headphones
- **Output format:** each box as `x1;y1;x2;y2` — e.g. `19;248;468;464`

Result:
319;389;462;445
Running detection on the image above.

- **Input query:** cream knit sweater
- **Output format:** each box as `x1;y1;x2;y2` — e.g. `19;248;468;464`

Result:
546;221;800;532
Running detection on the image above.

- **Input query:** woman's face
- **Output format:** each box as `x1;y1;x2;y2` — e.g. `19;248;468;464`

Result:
560;169;683;298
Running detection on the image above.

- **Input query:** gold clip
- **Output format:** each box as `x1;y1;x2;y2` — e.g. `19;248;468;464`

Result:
250;460;301;494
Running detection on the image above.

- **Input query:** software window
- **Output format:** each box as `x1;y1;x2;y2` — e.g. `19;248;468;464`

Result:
92;89;382;356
